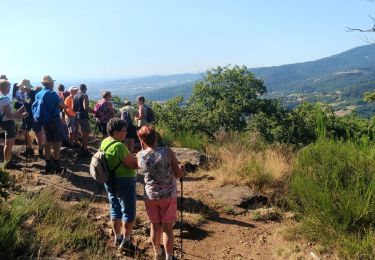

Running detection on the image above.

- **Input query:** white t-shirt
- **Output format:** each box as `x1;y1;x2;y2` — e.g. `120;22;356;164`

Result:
0;95;11;121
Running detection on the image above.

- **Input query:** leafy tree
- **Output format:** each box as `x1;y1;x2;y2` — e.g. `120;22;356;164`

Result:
187;65;266;136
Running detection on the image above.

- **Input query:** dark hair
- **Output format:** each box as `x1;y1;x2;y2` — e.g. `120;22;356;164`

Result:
12;83;18;98
137;125;157;146
57;84;65;91
80;84;87;91
102;91;111;99
42;82;53;89
107;118;127;136
124;101;131;106
137;96;145;103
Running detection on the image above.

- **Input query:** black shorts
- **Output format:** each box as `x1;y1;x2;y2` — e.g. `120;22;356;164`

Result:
44;118;63;142
126;124;137;139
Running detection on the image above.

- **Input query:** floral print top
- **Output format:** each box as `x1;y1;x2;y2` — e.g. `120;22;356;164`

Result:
137;147;177;200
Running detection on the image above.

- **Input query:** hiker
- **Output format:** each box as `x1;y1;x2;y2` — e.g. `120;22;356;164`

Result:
0;79;28;169
134;96;154;129
73;84;95;156
137;125;185;260
34;75;66;173
120;101;137;153
64;86;79;147
57;84;68;122
13;82;25;110
101;118;138;251
94;91;116;137
18;79;45;158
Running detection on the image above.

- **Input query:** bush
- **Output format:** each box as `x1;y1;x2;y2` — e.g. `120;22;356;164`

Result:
0;170;12;202
0;191;112;259
290;138;375;258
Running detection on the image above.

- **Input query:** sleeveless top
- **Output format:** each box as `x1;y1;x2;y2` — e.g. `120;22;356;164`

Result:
137;147;177;200
73;92;89;119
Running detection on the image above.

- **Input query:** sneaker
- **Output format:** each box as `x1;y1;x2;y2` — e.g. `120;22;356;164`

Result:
52;160;63;173
119;240;136;252
45;160;53;174
3;161;18;170
21;149;34;156
38;149;44;159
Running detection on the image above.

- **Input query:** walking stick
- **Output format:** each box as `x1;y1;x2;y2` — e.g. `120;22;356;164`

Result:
180;177;184;258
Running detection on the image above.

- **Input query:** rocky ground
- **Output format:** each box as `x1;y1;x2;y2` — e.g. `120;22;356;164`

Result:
5;143;333;260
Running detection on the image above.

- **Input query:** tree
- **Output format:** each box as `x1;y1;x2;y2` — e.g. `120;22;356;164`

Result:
187;65;266;136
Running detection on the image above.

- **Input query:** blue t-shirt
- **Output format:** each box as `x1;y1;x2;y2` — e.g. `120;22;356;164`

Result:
36;89;62;119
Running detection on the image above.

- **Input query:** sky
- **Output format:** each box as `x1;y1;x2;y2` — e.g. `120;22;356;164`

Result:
0;0;374;82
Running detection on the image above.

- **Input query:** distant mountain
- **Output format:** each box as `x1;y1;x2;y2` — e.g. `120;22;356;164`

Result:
252;44;375;93
89;44;375;101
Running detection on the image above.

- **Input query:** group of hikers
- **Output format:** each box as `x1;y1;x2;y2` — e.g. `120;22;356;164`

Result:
0;74;185;260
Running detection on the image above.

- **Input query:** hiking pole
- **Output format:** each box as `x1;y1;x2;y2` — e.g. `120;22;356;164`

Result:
180;177;184;259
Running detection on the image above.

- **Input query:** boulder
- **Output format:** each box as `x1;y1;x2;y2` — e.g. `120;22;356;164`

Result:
210;185;269;211
171;148;206;172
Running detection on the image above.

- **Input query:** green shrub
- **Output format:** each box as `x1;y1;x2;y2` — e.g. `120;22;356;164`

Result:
290;138;375;258
0;191;112;259
158;127;206;151
0;170;12;202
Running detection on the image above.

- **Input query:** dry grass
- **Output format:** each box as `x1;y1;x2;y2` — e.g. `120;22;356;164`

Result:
206;131;294;191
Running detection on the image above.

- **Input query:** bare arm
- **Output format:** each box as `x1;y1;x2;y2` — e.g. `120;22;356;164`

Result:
136;105;144;120
83;95;95;113
169;148;185;179
122;153;138;169
3;104;27;120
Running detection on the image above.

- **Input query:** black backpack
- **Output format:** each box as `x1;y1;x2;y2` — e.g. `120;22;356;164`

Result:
121;110;132;128
145;105;155;123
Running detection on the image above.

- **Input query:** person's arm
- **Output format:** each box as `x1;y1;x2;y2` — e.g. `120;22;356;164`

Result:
83;95;95;113
122;153;138;169
3;103;27;119
108;102;116;115
168;148;185;179
136;105;144;120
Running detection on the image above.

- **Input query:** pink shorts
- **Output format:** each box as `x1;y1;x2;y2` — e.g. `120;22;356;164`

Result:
145;198;177;223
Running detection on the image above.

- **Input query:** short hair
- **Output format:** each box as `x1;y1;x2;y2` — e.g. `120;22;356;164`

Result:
57;84;65;91
137;96;145;103
137;125;157;146
102;91;111;99
80;84;87;91
0;80;10;90
124;101;131;106
107;118;127;137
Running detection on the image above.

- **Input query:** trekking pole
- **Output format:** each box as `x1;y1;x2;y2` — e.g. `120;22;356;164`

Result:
180;177;184;258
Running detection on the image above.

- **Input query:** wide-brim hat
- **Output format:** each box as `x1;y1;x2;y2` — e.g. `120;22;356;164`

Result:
41;75;55;84
0;75;8;80
18;79;33;89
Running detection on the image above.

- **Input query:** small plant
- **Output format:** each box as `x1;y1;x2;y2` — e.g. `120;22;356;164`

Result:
0;169;12;202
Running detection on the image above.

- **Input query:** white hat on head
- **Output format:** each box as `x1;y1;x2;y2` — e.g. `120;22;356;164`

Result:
69;86;79;92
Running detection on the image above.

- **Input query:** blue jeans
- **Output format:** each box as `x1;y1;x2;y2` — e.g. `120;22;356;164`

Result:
105;177;137;222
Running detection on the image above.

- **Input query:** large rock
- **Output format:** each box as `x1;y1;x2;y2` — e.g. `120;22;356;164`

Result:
171;148;206;172
210;185;269;211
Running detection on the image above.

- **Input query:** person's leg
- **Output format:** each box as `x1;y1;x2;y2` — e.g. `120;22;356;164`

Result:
23;130;33;149
105;183;124;245
151;222;162;256
35;131;44;150
53;142;62;160
161;222;174;259
45;142;52;160
4;137;15;163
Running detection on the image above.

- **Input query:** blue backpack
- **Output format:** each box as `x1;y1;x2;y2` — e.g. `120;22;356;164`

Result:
32;90;51;125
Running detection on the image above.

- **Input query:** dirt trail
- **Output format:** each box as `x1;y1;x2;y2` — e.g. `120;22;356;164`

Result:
8;144;324;260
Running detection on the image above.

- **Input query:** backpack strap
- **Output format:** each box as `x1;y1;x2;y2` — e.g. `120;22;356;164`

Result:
102;140;122;173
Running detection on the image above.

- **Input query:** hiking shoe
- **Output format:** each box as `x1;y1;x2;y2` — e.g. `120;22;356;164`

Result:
79;149;92;158
52;160;63;173
38;149;44;159
45;160;53;174
3;161;18;170
118;240;136;252
21;149;34;156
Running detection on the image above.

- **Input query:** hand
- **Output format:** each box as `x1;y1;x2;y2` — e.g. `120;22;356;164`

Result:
20;112;28;118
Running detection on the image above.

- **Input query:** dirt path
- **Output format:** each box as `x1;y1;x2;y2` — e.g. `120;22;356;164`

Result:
9;144;324;260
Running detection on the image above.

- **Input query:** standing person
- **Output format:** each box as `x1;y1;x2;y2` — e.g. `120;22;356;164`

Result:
0;79;28;169
120;101;137;153
73;84;94;156
94;91;116;137
18;79;45;158
135;96;148;129
137;125;185;260
64;86;79;147
101;118;138;251
34;75;66;173
13;83;25;110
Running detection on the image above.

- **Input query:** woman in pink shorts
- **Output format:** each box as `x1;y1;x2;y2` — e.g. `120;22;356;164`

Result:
137;125;185;260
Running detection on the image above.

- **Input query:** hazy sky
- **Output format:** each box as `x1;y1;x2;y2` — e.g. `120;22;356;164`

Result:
1;0;374;81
